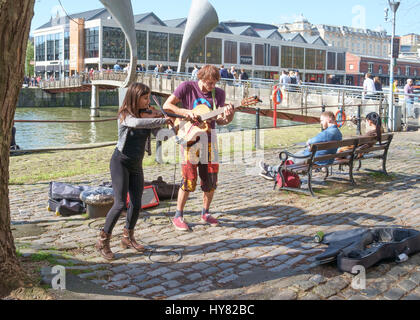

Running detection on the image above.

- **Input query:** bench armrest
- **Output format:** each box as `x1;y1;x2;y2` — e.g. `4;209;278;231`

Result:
279;150;311;162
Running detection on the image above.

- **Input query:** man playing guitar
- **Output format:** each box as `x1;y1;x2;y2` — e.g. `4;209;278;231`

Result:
163;64;235;231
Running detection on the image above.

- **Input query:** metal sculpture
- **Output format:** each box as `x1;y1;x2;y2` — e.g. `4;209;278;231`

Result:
99;0;137;87
177;0;219;73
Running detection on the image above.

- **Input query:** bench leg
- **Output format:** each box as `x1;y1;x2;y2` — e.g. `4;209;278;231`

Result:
382;157;388;175
349;163;356;186
308;170;316;197
323;167;329;181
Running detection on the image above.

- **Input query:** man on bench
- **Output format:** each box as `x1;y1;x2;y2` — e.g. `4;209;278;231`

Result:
259;111;342;181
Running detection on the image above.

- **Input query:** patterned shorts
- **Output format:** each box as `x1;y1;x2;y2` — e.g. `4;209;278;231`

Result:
180;139;219;193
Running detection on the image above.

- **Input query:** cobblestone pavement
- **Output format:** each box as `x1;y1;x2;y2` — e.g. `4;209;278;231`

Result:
9;131;420;300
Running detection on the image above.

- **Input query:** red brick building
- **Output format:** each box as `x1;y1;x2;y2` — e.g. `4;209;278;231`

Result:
346;52;420;87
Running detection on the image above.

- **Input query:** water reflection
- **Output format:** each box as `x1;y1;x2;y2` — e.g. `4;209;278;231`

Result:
14;106;295;149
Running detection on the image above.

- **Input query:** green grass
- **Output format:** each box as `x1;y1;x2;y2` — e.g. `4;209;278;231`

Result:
9;125;359;185
30;252;58;265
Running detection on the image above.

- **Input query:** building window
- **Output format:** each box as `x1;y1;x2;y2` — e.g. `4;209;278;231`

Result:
35;35;45;62
240;42;252;65
414;69;417;77
327;52;336;70
149;31;168;61
85;27;99;58
47;34;54;61
337;52;345;71
64;32;70;61
55;33;61;60
305;48;316;70
103;27;126;59
255;44;264;66
368;63;373;73
137;30;147;61
281;46;293;69
189;38;205;63
378;65;383;74
406;66;410;76
293;47;304;70
206;37;222;64
270;46;279;67
397;67;401;75
315;50;326;70
224;40;237;64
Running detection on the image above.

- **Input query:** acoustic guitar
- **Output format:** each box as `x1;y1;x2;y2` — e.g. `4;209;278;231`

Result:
173;96;261;145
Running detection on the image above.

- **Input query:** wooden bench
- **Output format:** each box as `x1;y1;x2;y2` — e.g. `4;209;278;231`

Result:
275;133;394;197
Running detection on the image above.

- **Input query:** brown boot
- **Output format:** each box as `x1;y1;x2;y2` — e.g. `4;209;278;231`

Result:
95;230;114;260
121;228;145;252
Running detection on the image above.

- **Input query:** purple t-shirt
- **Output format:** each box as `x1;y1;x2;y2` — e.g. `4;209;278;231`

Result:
173;81;226;129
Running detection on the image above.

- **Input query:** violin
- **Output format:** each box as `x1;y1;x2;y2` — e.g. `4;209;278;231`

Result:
138;105;165;118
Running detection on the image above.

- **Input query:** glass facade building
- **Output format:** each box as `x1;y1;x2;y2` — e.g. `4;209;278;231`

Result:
33;9;348;82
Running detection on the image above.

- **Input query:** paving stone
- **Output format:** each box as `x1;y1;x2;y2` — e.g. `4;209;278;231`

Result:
110;273;129;282
162;271;184;280
137;286;165;296
271;289;297;300
383;288;406;300
147;267;171;277
162;280;181;289
309;274;327;285
408;271;420;285
402;293;420;300
313;284;340;299
202;267;219;276
398;279;417;292
218;274;239;284
117;285;139;294
165;288;182;298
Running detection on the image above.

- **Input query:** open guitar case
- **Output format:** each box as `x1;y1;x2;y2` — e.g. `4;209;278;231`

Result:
314;227;420;274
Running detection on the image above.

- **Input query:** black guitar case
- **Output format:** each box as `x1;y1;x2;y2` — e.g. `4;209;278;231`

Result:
314;227;420;274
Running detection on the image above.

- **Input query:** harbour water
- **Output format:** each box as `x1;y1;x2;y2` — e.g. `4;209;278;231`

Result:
14;106;296;150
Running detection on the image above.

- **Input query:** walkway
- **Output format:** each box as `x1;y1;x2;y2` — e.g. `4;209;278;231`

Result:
9;131;420;300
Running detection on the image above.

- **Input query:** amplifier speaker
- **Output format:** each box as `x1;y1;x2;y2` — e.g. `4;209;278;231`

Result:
126;185;159;210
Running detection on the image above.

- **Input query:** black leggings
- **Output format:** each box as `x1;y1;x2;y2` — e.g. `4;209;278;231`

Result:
103;149;144;234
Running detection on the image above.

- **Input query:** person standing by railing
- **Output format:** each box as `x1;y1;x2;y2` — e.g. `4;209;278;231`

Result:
374;77;383;101
404;79;415;118
362;73;376;100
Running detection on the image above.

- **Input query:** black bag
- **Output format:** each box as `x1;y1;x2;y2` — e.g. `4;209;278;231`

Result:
315;227;420;274
48;182;90;216
48;198;86;217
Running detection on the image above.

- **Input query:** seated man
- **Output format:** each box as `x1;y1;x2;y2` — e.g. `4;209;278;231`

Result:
259;111;342;180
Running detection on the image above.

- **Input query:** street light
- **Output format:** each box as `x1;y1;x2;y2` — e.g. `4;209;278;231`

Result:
387;0;400;131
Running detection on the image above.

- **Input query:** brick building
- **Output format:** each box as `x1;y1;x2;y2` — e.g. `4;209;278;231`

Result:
345;52;420;87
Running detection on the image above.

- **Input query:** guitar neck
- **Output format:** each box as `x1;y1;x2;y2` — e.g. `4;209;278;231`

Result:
200;104;242;121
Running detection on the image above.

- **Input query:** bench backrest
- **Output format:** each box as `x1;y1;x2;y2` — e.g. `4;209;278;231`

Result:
306;133;393;165
308;138;359;164
354;133;393;155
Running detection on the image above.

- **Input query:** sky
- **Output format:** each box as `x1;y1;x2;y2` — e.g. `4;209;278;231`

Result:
30;0;419;36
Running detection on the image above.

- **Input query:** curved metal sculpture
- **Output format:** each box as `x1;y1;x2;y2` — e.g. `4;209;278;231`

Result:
177;0;219;73
99;0;137;88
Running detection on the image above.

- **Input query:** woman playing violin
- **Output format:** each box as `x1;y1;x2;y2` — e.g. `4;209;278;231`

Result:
95;82;172;260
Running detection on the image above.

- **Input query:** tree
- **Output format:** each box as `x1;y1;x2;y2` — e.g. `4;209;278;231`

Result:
26;39;35;77
0;0;35;298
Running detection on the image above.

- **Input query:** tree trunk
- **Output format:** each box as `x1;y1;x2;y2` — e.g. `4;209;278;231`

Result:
0;0;35;298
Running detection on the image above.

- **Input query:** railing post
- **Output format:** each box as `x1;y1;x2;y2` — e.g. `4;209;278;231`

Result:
357;104;362;135
255;107;260;149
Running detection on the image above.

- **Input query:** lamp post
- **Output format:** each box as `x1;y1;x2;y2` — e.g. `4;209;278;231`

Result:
387;0;400;131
